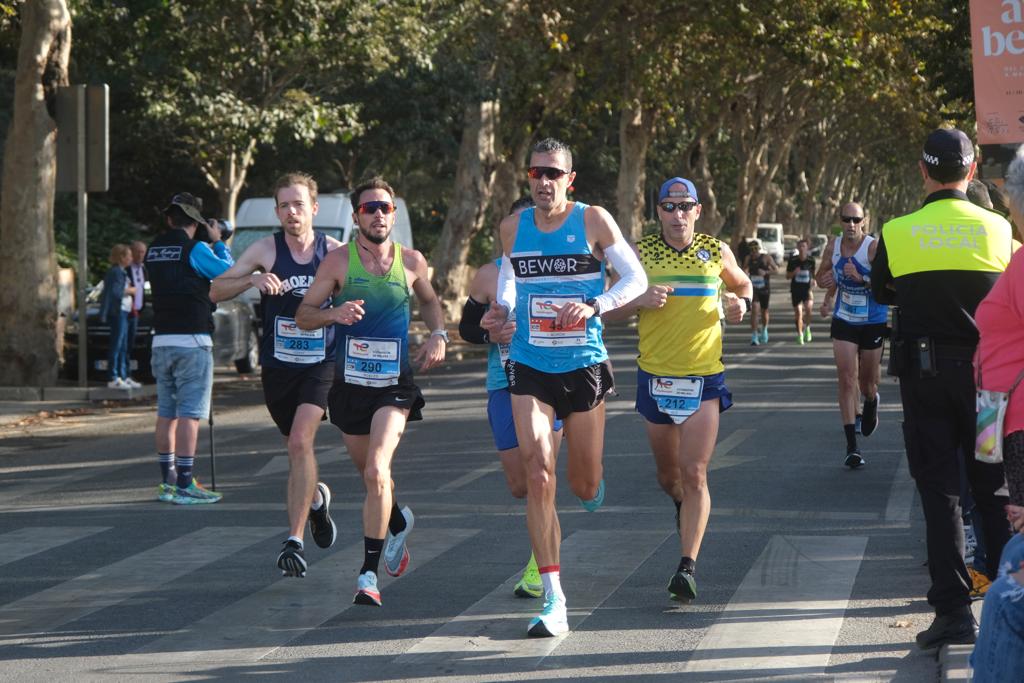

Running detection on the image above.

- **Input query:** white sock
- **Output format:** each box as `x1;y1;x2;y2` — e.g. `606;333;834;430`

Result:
540;569;564;601
288;535;304;549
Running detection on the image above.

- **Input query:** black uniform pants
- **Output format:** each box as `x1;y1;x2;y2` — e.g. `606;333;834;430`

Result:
898;358;1011;615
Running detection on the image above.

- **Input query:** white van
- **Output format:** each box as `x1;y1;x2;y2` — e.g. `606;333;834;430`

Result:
754;223;784;265
232;192;414;255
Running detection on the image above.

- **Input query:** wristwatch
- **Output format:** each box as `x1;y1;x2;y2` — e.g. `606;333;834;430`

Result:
430;329;450;343
741;297;752;314
585;298;602;316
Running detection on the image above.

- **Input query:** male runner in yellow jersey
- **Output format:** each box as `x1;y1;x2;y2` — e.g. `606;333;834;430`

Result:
604;177;751;600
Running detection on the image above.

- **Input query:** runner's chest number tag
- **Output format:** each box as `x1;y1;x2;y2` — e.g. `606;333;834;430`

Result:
345;337;400;387
839;291;868;321
650;376;703;424
274;316;325;364
795;270;811;284
498;310;515;362
750;275;766;289
528;293;586;347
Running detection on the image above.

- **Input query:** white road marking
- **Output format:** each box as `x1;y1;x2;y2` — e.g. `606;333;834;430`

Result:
0;527;109;567
884;453;914;523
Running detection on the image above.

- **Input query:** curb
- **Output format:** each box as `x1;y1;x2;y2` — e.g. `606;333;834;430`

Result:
0;385;156;401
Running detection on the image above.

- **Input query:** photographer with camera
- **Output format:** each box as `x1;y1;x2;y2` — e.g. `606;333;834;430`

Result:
147;192;234;506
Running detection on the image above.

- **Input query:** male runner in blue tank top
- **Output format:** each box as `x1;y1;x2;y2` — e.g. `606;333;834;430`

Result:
481;138;648;637
460;196;565;600
814;202;887;468
212;172;342;577
297;177;447;607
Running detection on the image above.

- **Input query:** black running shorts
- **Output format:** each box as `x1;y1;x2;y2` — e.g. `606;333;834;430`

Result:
327;375;424;436
790;283;812;307
506;359;614;420
830;318;887;350
753;288;770;310
261;363;335;436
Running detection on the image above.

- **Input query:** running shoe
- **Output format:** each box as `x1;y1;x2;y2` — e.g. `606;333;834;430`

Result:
514;555;543;599
527;594;568;637
760;327;769;344
844;448;865;469
308;482;337;549
107;378;128;389
860;393;880;436
353;570;382;606
277;539;307;578
578;479;605;512
797;333;805;345
172;479;223;505
668;568;698;601
156;482;175;503
968;567;992;599
750;332;759;346
124;378;143;389
804;327;812;342
383;506;414;577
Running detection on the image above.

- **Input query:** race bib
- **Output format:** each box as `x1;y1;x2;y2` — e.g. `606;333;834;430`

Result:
498;309;515;362
650;376;704;424
795;270;811;284
839;291;868;322
274;316;325;364
344;337;400;387
527;293;586;347
750;275;766;289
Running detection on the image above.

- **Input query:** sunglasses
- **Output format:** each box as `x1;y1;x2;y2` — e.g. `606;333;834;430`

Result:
659;201;698;213
527;166;570;180
357;201;396;215
840;216;864;224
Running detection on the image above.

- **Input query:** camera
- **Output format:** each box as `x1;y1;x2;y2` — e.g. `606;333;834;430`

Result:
194;218;233;244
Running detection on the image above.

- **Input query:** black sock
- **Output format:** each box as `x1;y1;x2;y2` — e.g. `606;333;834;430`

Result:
361;537;384;575
678;556;696;574
388;503;407;535
844;424;858;451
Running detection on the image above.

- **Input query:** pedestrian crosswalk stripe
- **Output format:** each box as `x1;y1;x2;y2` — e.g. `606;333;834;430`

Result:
0;526;280;638
682;534;867;675
392;530;666;674
0;527;109;568
120;528;478;667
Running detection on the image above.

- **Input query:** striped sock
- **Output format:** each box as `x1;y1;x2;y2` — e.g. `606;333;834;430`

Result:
159;452;176;485
175;456;194;490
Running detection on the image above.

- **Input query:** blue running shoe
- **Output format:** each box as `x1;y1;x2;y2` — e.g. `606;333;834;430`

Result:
383;506;414;577
527;594;568;637
353;571;381;606
578;479;605;512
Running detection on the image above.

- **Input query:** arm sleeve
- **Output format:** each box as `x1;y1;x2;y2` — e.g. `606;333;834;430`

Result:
458;297;491;344
190;241;234;280
870;235;897;305
595;240;648;312
496;256;516;313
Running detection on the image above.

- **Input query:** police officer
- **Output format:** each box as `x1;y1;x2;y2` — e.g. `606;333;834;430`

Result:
148;193;234;505
871;128;1015;650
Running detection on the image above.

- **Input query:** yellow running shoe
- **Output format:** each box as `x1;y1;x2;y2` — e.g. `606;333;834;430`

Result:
514;553;542;598
969;567;991;598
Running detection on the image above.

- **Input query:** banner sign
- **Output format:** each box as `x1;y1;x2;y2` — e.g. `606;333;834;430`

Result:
970;0;1024;145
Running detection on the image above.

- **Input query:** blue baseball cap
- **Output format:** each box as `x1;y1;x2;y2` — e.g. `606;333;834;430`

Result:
658;177;699;203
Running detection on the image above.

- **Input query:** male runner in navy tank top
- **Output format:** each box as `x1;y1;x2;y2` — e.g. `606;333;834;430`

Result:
211;172;342;577
481;138;648;637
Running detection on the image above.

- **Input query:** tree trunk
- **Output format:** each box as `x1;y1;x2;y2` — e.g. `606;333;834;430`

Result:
615;101;656;242
489;136;531;256
206;139;256;224
430;99;498;318
0;0;71;386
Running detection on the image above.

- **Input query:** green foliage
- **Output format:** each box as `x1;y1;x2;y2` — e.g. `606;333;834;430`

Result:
53;196;148;284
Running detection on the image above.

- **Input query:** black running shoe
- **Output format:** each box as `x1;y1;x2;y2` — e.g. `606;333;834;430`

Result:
844;449;865;469
915;611;976;650
860;394;879;436
277;539;307;578
668;569;697;601
309;482;337;549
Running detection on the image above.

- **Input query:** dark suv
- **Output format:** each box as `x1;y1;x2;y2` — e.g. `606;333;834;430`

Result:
62;282;260;381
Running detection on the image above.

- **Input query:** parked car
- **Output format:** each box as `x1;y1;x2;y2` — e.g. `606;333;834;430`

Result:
755;223;785;264
809;233;829;258
62;281;260;381
783;234;801;261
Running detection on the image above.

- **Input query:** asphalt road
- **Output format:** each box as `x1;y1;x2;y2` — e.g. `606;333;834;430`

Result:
0;303;945;682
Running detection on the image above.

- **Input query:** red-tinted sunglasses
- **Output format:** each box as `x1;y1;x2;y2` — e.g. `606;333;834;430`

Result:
357;201;396;215
527;166;569;180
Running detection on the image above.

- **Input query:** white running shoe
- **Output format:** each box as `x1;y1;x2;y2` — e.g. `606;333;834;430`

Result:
383;506;414;577
124;378;142;389
527;594;569;637
107;378;128;389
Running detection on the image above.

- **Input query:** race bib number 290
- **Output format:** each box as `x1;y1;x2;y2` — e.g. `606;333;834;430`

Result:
345;337;400;387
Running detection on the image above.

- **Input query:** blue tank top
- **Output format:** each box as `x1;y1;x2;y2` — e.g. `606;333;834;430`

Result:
832;235;888;325
486;258;511;391
260;231;335;368
508;203;608;373
333;242;412;387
